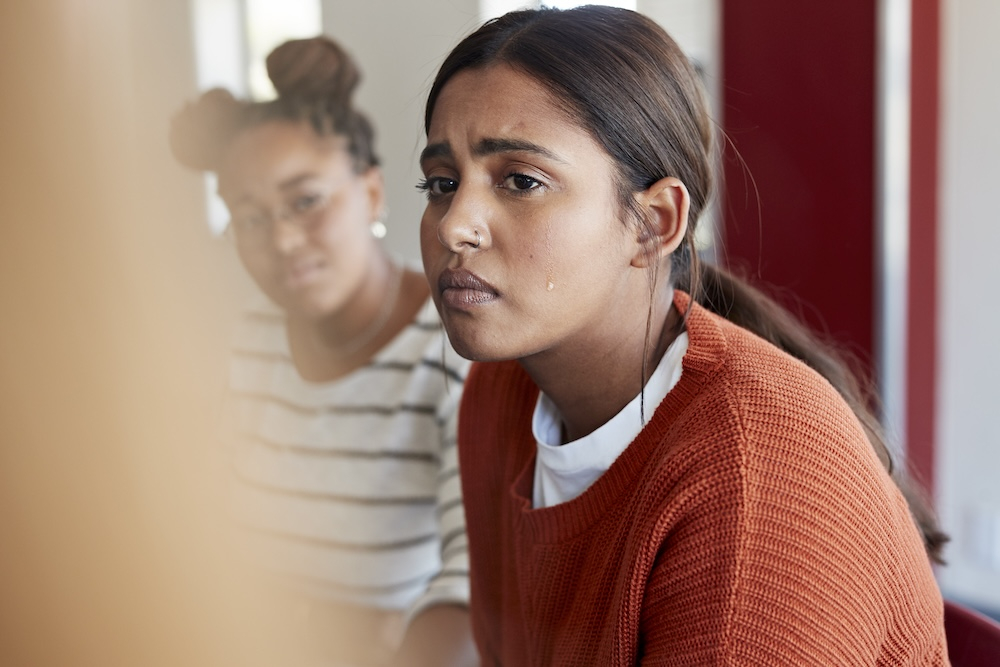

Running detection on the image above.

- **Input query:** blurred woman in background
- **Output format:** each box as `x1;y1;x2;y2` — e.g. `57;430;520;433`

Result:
171;36;474;667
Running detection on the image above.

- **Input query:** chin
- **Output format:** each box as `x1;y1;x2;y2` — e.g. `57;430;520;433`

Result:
443;322;532;364
442;332;491;362
450;343;509;363
282;292;341;321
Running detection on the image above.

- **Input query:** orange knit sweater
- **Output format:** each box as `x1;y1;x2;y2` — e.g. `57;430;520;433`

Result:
458;293;949;666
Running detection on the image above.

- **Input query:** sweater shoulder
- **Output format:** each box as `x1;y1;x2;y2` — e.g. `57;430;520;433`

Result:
641;305;943;664
657;302;902;545
683;305;929;574
692;306;868;455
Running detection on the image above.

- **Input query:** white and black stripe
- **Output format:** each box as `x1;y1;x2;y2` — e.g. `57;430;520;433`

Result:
224;296;471;611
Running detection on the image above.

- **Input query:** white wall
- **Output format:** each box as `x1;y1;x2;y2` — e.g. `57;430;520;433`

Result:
639;0;720;102
321;0;482;263
936;0;1000;612
639;0;721;255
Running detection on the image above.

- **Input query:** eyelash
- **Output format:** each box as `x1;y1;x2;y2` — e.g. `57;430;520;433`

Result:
502;172;543;193
416;172;544;200
415;176;456;199
293;194;322;211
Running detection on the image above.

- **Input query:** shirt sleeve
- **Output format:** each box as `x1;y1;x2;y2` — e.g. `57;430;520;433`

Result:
403;339;471;624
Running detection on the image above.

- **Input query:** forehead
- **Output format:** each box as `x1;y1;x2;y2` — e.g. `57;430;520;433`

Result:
427;65;595;153
218;120;349;199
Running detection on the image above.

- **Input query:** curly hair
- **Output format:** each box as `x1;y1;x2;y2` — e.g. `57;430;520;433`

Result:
170;36;378;174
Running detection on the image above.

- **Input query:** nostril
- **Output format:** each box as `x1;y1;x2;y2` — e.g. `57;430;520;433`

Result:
273;222;306;253
438;225;485;253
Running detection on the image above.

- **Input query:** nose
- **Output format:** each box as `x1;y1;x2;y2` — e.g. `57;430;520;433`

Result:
434;187;490;253
271;215;308;255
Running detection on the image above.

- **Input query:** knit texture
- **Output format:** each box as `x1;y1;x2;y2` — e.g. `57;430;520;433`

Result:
458;292;949;666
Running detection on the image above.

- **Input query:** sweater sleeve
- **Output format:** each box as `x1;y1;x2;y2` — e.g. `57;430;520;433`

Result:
637;391;947;666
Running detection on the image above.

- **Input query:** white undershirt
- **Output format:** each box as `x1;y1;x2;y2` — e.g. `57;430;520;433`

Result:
531;331;690;509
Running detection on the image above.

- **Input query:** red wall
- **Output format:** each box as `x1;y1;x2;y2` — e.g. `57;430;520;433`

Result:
721;1;878;378
721;1;941;491
907;0;941;492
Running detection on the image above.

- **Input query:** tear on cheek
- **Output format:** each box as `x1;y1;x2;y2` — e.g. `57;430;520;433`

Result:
547;281;555;291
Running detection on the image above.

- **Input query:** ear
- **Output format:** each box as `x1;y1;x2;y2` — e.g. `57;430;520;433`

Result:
362;166;386;220
630;177;690;269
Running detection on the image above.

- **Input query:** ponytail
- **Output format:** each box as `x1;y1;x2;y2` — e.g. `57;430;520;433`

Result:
676;240;948;563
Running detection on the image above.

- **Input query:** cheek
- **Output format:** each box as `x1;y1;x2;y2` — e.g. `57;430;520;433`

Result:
522;223;559;292
523;210;614;294
419;211;448;273
234;243;290;305
537;234;630;329
418;214;436;257
236;243;276;282
315;202;371;254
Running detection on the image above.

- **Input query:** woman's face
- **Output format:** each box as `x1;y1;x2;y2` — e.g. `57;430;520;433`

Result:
420;65;649;363
218;120;383;319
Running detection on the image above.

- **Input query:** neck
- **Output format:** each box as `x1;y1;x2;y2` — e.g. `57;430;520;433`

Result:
520;287;680;443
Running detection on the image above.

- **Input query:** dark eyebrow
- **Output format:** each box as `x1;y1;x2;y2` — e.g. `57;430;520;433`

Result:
420;142;452;165
473;138;565;163
278;173;317;190
419;138;566;165
221;173;320;207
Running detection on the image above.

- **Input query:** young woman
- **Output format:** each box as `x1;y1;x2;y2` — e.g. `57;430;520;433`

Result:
419;7;950;665
171;37;475;666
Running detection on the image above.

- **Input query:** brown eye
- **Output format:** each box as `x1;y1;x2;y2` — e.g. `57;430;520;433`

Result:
292;194;322;212
502;173;541;192
417;176;458;198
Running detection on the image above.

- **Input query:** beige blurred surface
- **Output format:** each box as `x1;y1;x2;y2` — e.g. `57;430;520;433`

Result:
0;2;292;665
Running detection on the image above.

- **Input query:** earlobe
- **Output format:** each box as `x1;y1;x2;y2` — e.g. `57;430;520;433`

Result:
364;166;386;219
630;177;690;269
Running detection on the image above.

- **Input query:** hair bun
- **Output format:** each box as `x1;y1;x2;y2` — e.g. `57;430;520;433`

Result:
169;87;244;171
266;36;361;103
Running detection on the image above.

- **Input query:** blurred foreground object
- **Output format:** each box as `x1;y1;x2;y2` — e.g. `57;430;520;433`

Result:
0;1;307;665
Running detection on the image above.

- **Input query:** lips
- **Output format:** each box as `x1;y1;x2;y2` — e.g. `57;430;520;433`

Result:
438;268;499;309
283;258;324;289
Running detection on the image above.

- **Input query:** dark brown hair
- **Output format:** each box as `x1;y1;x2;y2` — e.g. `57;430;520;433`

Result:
424;5;946;562
170;36;378;174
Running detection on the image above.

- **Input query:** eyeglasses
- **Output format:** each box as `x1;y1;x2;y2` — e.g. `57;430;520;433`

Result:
227;190;333;244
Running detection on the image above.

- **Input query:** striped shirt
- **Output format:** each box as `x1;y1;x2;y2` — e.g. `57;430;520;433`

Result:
223;295;471;616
